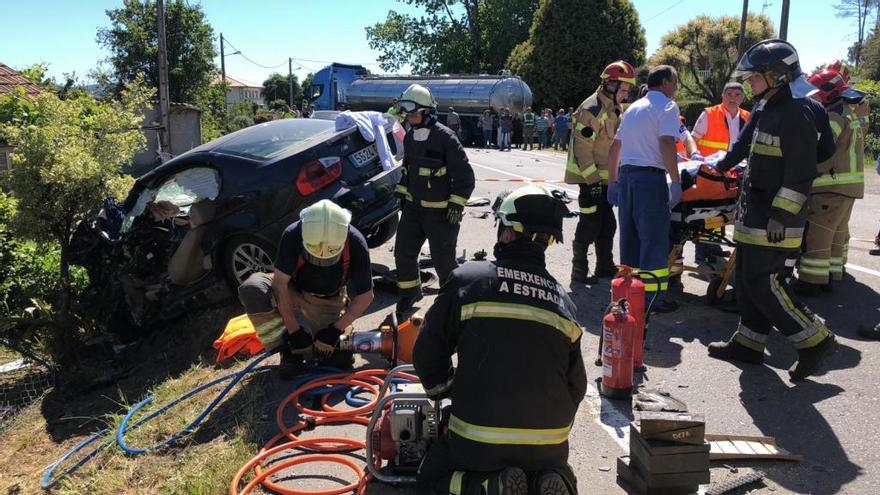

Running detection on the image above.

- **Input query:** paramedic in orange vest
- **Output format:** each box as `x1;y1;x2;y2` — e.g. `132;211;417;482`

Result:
691;82;750;157
237;200;375;379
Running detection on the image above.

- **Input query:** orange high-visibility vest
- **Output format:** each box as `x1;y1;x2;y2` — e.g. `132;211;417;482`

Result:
696;104;750;156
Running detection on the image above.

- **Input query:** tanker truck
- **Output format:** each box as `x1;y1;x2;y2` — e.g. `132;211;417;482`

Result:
307;63;533;145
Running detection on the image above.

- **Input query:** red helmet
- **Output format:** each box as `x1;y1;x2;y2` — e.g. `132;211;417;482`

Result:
826;60;851;84
601;60;636;85
808;68;850;104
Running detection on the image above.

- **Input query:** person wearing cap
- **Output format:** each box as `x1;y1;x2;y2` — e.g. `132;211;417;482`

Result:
394;83;475;314
565;60;635;284
793;67;866;296
706;39;837;381
607;65;683;313
414;184;585;495
237;200;375;378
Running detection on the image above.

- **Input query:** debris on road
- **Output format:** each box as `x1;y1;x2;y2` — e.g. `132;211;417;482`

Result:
704;469;766;495
705;434;802;462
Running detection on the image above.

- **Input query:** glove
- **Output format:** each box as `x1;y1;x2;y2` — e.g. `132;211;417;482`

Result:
446;203;464;224
285;329;313;356
690;152;705;162
606;181;620;206
668;182;682;209
313;324;343;356
766;217;785;243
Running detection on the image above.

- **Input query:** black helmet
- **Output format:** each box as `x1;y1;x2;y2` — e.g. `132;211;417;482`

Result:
732;39;816;97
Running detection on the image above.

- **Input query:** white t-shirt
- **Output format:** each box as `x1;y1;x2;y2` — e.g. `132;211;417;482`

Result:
692;108;742;150
615;90;681;169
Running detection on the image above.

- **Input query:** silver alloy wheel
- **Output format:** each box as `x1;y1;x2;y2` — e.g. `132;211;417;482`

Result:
230;241;274;285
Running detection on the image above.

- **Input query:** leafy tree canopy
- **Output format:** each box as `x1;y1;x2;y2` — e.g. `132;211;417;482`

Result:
649;13;774;103
97;0;217;104
261;73;302;110
508;0;646;109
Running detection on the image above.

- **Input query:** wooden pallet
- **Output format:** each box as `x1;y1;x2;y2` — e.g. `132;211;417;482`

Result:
706;434;802;462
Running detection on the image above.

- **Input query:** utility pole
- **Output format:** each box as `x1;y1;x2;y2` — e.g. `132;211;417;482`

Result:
157;0;171;156
289;58;294;107
737;0;749;59
779;0;790;40
220;33;226;85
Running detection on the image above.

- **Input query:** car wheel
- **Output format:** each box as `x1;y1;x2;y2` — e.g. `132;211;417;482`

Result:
223;235;276;288
365;213;400;248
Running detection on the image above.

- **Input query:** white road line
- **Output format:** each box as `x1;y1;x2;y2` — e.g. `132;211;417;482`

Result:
847;263;880;278
511;149;566;162
585;383;631;452
469;161;579;195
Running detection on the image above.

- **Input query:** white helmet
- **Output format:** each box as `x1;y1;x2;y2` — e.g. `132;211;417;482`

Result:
398;83;436;114
300;199;351;264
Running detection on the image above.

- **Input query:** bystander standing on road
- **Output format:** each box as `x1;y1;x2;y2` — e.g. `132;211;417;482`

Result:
554;109;569;151
535;109;550;150
480;109;494;148
522;106;536;150
447;106;462;138
499;108;514;151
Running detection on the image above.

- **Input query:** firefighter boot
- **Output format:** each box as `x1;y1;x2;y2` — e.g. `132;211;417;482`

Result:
858;322;880;340
789;334;838;381
484;467;528;495
594;236;617;279
277;346;306;380
707;339;765;364
533;465;577;495
571;242;598;284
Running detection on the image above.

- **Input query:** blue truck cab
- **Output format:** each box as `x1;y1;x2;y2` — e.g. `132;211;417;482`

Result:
308;63;369;111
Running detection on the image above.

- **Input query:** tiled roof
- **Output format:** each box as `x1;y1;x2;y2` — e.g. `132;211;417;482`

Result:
211;74;262;88
0;61;44;98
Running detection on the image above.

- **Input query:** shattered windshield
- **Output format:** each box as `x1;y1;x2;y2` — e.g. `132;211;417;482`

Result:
121;167;220;233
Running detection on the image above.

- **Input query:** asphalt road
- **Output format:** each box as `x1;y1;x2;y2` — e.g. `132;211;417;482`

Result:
279;146;880;495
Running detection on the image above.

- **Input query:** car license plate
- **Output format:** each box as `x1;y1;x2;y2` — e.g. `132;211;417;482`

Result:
350;145;378;168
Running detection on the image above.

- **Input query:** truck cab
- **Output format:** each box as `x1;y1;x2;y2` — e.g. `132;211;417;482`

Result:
309;63;369;111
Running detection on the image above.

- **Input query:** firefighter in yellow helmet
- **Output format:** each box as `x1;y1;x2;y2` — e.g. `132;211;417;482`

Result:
394;83;475;314
565;60;635;284
237;199;375;378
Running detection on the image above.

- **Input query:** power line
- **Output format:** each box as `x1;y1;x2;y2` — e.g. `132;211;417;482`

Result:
644;0;687;23
221;37;287;69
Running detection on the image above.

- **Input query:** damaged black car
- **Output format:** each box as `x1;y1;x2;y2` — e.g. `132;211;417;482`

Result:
70;116;404;335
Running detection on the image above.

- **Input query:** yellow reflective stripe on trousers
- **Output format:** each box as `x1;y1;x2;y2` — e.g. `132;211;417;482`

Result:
397;278;422;289
420;199;448;208
449;472;464;495
449;194;468;206
449;415;571;446
638;268;669;292
751;142;783;157
459;302;583;342
598;169;609;180
697;138;727;151
395;184;413;201
800;257;830;268
768;274;813;330
580;205;598;214
418;166;446;177
733;324;767;351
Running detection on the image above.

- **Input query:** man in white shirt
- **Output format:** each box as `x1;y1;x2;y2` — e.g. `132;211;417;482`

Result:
607;65;683;313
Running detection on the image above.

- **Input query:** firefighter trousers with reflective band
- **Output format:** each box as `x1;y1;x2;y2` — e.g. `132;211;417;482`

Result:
799;193;854;284
618;166;670;303
575;183;616;268
418;433;578;494
730;244;833;352
395;207;460;298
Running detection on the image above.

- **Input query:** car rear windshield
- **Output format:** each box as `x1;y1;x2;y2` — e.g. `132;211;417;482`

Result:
213;119;336;160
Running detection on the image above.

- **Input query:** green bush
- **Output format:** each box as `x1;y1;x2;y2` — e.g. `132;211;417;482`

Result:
854;79;880;161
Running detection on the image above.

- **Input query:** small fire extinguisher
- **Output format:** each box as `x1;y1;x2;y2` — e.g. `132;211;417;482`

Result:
612;265;646;370
600;299;637;399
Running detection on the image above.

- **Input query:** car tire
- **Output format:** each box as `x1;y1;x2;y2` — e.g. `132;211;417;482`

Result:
223;235;276;289
365;213;400;249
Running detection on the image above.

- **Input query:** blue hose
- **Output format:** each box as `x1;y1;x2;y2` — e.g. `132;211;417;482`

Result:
41;354;344;488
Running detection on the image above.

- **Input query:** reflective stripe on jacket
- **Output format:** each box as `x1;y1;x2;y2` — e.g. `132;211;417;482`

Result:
811;100;865;198
397;120;475;210
696;104;750;156
564;87;620;185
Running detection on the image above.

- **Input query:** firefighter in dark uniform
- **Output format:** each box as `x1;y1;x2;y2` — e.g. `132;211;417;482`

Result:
565;60;635;283
413;185;586;495
707;39;837;381
394;83;475;313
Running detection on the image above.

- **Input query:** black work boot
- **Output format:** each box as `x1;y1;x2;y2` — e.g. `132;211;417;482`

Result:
707;339;765;364
535;472;572;495
571;242;598;284
858;322;880;340
488;467;528;495
278;347;306;380
594;237;617;278
789;334;838;381
792;279;823;297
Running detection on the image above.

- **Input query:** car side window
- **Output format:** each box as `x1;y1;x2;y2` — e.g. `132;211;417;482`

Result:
154;167;221;209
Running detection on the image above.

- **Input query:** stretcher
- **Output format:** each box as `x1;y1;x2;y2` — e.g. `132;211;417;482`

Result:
668;159;743;304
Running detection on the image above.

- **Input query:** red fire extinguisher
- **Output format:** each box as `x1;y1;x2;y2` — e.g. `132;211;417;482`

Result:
612;265;646;370
600;299;636;399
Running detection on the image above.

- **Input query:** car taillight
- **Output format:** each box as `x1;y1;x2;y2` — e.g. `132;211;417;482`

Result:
296;156;342;196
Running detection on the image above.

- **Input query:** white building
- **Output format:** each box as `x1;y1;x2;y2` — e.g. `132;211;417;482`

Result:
215;75;264;107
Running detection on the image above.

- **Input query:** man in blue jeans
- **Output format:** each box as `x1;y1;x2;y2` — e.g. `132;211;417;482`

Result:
607;65;683;313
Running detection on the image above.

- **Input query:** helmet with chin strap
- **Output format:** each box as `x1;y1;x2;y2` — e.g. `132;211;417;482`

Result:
732;39;816;98
398;84;437;115
494;185;571;245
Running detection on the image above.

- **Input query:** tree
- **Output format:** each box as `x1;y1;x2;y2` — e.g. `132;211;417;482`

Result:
837;0;879;68
507;0;646;109
300;73;314;104
261;73;302;109
97;0;217;104
859;28;880;78
649;13;774;104
0;81;151;348
365;0;539;73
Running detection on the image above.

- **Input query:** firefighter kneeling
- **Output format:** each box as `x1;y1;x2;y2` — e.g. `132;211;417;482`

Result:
413;185;586;495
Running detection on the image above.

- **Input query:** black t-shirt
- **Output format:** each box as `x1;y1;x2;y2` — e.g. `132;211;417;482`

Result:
274;222;373;296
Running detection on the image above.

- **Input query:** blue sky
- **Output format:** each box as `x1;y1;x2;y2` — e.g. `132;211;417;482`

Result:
1;0;860;85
